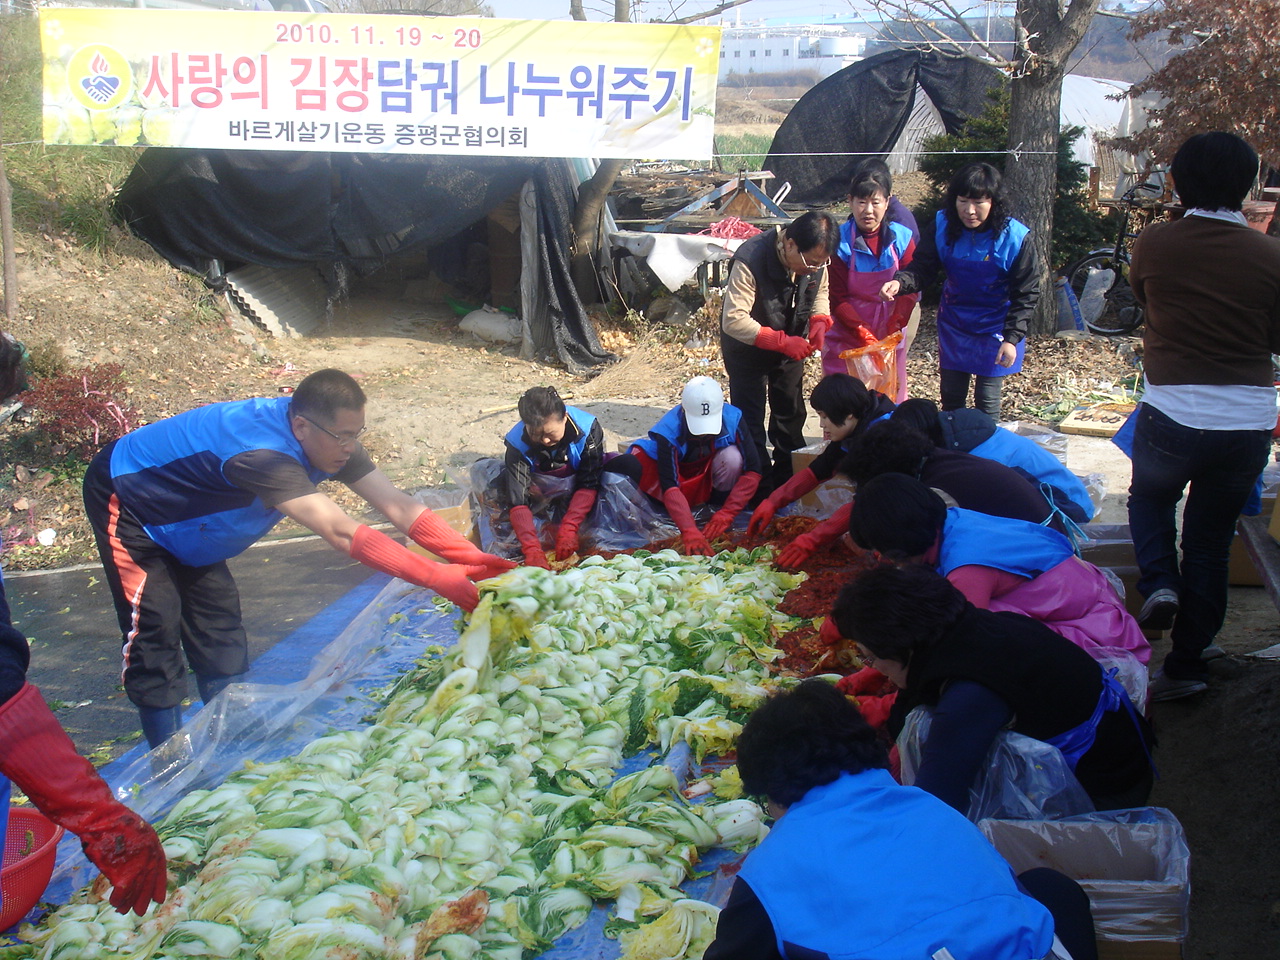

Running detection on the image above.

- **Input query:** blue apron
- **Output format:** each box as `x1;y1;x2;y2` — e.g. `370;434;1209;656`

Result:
938;255;1025;377
1046;667;1153;776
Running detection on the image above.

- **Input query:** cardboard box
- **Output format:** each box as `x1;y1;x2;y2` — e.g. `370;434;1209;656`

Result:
407;500;479;561
1096;940;1182;960
791;443;854;510
1082;521;1265;598
980;810;1189;957
1269;490;1280;545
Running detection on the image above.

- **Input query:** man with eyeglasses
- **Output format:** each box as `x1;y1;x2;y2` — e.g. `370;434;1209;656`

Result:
82;368;514;749
720;210;839;497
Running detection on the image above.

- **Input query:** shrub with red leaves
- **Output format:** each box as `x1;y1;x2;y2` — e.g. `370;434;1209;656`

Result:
21;364;141;460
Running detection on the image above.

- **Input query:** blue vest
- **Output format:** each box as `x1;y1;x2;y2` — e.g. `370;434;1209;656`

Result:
632;404;745;461
740;770;1053;960
504;406;596;470
970;429;1095;520
110;396;330;567
837;219;914;274
938;508;1074;579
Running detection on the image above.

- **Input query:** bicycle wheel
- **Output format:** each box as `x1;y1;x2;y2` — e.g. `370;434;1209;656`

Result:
1064;253;1144;336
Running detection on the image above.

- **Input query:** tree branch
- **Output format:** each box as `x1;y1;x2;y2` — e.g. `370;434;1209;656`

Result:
868;0;1017;67
664;0;754;25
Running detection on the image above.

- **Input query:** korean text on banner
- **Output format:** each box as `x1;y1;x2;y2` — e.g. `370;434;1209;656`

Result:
39;12;720;160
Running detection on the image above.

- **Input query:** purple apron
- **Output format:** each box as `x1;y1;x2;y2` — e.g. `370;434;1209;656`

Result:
824;243;915;403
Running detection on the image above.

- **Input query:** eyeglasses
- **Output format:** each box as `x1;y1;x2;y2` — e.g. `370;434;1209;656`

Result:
853;645;877;669
300;414;366;447
791;243;829;270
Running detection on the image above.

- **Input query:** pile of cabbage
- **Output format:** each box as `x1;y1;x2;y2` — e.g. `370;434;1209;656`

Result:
6;548;806;960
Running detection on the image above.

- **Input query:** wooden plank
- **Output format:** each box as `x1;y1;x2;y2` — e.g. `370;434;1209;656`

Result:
1237;514;1280;613
1059;402;1136;437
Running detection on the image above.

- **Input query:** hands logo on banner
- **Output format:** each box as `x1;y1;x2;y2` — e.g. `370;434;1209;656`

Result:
81;52;122;104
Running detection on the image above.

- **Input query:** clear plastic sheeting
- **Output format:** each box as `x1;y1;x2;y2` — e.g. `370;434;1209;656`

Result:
980;808;1191;943
897;706;1096;823
468;458;677;557
47;577;460;902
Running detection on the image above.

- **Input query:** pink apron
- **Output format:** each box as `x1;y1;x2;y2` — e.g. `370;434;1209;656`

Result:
987;556;1152;665
823;241;918;402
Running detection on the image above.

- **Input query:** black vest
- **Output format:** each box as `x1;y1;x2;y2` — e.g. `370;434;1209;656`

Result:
730;227;819;338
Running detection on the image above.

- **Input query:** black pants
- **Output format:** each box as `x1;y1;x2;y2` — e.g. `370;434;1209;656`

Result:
1018;868;1098;960
722;335;806;493
83;446;249;711
940;367;1003;420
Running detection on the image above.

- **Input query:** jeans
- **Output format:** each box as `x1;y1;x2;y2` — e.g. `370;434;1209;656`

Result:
1127;404;1271;680
939;368;1003;420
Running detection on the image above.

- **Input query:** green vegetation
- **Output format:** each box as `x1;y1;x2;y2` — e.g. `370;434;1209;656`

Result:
0;14;144;252
914;88;1112;270
720;69;821;88
713;132;773;174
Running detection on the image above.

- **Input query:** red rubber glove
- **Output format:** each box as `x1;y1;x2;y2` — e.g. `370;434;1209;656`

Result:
351;524;484;610
853;324;880;347
555;488;597;560
662;487;714;557
775;503;851;570
509;505;550;569
835;666;895;697
747;468;821;536
852;691;898;731
807;314;833;353
408;509;516;576
833;300;863;330
754;326;813;361
703;471;761;542
818;615;843;646
0;684;167;916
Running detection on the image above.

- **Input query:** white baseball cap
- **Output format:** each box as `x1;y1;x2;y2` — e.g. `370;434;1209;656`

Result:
682;376;724;435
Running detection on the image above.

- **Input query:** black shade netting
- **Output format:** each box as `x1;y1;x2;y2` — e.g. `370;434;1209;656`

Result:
765;50;1003;204
112;149;611;370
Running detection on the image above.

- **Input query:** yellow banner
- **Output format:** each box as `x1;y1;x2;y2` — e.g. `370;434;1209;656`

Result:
40;11;719;159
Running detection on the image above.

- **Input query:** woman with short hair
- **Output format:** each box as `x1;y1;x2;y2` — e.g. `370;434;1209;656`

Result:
702;678;1094;960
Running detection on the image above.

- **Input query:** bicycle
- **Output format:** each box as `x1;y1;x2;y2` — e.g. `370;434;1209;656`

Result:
1062;180;1164;336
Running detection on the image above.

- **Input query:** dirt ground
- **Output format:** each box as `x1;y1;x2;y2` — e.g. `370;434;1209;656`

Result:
1;215;1278;958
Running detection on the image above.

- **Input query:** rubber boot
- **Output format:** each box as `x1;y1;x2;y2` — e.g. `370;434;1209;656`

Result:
138;704;183;750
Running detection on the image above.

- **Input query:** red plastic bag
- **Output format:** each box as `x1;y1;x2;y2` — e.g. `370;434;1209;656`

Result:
839;330;903;398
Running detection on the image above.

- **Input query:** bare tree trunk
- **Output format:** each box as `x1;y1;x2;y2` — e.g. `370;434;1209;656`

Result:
567;0;629;302
1004;63;1063;336
0;102;17;323
569;0;586;19
571;159;625;304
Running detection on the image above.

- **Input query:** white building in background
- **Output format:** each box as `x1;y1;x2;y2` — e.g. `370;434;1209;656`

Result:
717;22;868;81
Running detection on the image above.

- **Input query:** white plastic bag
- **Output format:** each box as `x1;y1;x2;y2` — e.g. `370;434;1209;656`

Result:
1078;266;1114;327
459;306;522;343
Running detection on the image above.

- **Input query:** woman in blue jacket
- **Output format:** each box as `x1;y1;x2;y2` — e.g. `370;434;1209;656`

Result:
880;163;1040;419
702;679;1094;960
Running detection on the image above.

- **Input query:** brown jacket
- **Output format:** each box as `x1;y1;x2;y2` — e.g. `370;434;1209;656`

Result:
1130;215;1280;387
